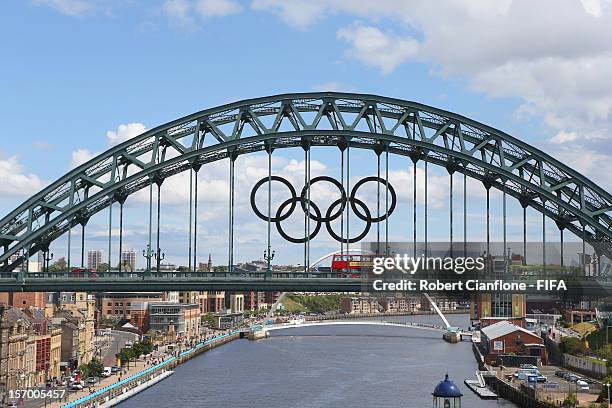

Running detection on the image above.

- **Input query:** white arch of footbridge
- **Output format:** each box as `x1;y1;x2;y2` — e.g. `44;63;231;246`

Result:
264;320;448;334
265;292;452;331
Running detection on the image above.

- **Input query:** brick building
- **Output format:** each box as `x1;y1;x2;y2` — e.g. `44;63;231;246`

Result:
340;297;380;314
99;292;163;320
0;292;46;309
480;321;547;365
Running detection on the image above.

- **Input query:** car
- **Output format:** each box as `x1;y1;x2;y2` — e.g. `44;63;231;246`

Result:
555;370;567;377
70;382;84;390
536;375;548;383
85;377;98;384
102;367;112;377
576;380;590;391
567;374;579;382
111;366;119;373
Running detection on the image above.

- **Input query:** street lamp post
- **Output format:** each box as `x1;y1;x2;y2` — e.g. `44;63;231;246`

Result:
154;249;165;273
604;383;610;408
44;251;54;273
263;248;275;279
141;245;155;278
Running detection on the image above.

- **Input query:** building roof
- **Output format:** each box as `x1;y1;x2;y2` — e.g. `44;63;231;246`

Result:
481;320;539;341
3;307;32;327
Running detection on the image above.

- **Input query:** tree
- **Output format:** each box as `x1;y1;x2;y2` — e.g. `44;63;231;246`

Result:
87;358;104;377
97;263;109;272
49;257;67;272
561;337;582;355
596;376;612;403
77;364;90;379
201;313;215;327
562;393;577;407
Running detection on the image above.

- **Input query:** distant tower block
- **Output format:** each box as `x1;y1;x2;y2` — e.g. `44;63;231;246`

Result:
208;253;212;272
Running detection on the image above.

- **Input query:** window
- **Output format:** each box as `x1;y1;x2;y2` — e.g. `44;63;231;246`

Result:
491;293;512;317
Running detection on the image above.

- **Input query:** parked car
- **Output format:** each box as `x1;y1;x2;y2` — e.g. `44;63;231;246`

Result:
70;382;84;390
536;375;548;383
102;367;112;377
111;366;119;373
555;370;567;377
567;374;579;382
85;377;98;384
576;380;590;391
514;369;540;380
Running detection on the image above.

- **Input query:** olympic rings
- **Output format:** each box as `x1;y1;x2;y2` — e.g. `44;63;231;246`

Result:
250;174;396;244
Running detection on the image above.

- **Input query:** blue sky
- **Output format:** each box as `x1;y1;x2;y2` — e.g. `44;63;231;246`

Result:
1;0;611;267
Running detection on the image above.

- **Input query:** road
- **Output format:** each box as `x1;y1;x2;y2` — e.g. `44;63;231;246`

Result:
100;330;139;366
16;330;139;408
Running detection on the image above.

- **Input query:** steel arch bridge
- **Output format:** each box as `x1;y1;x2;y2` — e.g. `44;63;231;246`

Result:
0;92;611;291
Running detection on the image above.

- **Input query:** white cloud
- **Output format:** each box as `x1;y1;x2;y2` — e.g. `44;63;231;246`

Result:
0;153;46;197
337;25;419;74
70;122;146;168
71;148;97;168
106;122;147;145
580;0;612;16
548;145;612;188
312;82;355;92
251;0;612;189
550;130;578;144
251;0;329;29
163;0;193;27
32;0;95;16
196;0;241;18
163;0;241;27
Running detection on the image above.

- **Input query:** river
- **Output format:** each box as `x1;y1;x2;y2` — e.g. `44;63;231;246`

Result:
120;313;518;407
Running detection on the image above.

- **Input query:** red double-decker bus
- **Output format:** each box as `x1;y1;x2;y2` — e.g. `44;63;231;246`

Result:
331;253;375;277
71;268;98;278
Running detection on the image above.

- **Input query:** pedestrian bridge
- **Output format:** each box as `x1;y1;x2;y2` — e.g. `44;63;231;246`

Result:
263;320;474;338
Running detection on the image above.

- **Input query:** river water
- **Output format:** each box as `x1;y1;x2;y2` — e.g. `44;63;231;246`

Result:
120;314;518;407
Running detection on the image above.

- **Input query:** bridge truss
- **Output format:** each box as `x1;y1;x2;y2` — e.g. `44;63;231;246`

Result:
0;92;611;288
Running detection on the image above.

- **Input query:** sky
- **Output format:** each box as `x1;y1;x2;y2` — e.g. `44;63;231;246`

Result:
1;0;612;268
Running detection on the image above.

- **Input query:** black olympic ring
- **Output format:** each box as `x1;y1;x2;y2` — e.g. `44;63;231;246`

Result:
300;176;346;222
250;176;297;222
325;197;371;243
250;175;396;244
276;197;322;244
350;176;397;223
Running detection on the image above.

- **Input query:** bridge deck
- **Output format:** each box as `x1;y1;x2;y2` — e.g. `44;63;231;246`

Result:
0;271;609;294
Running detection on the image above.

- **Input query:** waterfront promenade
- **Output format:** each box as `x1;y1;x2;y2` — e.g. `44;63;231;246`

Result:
42;331;240;408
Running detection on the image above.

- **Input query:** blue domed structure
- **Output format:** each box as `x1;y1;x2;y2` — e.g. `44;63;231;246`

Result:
432;374;462;408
